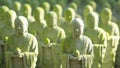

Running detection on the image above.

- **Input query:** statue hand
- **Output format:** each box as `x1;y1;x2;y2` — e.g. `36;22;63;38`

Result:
12;53;24;58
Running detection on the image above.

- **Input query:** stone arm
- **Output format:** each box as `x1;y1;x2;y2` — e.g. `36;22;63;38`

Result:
57;29;66;43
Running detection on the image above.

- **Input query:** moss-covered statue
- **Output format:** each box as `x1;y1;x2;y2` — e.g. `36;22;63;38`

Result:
39;11;65;68
53;4;64;26
0;6;9;67
5;16;38;68
30;7;46;37
62;18;93;68
30;7;47;68
88;1;96;11
83;5;93;27
61;8;75;36
99;8;119;68
43;11;65;43
13;1;21;15
69;2;81;18
2;10;16;42
21;3;35;23
84;12;107;68
41;2;50;15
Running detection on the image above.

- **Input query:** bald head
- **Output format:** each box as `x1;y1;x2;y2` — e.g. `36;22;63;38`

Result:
15;16;28;35
72;18;84;38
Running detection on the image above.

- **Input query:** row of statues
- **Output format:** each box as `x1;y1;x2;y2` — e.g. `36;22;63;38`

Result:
0;0;119;68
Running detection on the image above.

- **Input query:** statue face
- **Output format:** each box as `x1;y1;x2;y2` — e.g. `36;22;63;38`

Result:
86;12;98;28
45;11;57;27
72;18;84;38
21;4;32;17
64;8;75;23
100;8;112;23
15;16;28;35
33;7;44;21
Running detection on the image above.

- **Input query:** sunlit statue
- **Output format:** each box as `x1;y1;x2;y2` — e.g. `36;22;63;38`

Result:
53;4;64;27
31;7;47;68
39;11;65;68
99;8;119;68
5;16;38;68
0;6;9;67
83;5;93;27
41;2;50;15
84;12;107;68
21;3;35;23
61;8;75;36
62;18;93;68
13;1;21;15
88;1;96;11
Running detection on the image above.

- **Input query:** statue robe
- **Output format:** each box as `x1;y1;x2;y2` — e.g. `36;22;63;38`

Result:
62;35;93;68
5;33;38;68
84;27;107;68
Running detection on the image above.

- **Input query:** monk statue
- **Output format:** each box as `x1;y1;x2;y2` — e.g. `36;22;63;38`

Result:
0;6;9;68
61;8;75;36
13;1;21;15
21;3;35;23
53;4;64;27
83;5;93;27
41;2;50;15
99;8;119;68
31;7;47;68
39;11;65;68
62;18;93;68
5;16;38;68
84;12;107;68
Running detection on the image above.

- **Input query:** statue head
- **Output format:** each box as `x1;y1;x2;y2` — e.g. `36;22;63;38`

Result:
69;2;77;12
83;5;93;19
4;10;17;28
100;8;112;24
72;18;84;38
45;11;57;27
42;2;50;14
15;16;28;36
33;7;44;22
0;6;9;20
53;4;63;18
13;1;21;15
86;12;99;29
21;3;32;17
88;1;96;10
64;8;75;23
14;47;21;55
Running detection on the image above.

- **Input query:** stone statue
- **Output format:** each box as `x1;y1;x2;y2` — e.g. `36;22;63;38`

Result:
88;1;96;11
39;11;65;68
43;11;65;43
62;18;93;68
5;16;38;68
41;2;50;15
83;5;93;27
61;8;75;36
0;6;9;67
21;3;35;23
53;4;64;26
99;8;119;68
84;12;107;68
13;1;21;15
31;7;47;68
